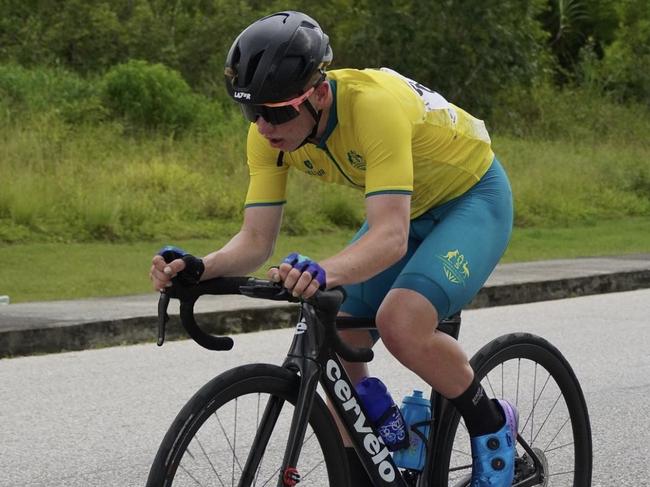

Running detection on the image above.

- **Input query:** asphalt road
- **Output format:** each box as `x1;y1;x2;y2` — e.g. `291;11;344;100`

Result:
1;289;648;486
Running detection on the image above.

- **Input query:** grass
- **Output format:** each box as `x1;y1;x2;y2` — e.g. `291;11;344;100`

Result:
2;71;650;244
0;232;353;303
502;217;650;261
1;65;649;302
1;217;649;303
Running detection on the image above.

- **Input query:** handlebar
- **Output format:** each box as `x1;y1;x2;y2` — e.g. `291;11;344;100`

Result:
156;277;374;362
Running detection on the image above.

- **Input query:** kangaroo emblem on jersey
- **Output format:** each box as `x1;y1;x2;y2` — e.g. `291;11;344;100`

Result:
347;150;366;170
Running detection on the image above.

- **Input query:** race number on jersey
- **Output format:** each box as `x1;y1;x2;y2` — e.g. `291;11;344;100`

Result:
380;67;450;111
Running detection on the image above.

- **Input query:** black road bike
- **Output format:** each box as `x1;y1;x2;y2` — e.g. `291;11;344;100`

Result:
146;276;592;487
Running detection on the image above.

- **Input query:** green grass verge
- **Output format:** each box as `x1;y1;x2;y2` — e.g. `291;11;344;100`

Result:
2;217;648;303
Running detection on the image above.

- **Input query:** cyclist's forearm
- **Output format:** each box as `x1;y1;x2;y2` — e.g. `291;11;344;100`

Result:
321;226;407;287
201;230;274;279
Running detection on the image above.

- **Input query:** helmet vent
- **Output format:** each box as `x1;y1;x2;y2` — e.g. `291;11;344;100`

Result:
244;50;265;86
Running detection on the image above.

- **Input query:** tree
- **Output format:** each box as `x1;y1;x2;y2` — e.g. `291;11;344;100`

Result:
328;0;549;117
598;0;650;102
539;0;618;82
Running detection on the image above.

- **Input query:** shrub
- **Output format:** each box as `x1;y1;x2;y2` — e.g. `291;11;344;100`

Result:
102;60;200;132
0;64;104;123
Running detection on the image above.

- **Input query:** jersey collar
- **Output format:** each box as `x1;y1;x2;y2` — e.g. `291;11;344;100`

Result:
317;79;338;149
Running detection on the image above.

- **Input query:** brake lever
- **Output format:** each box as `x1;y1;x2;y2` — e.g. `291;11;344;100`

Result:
157;291;170;346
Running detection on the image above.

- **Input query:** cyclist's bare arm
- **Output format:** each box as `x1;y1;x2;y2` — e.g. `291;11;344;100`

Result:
202;205;283;279
150;206;282;290
271;193;410;297
321;193;410;286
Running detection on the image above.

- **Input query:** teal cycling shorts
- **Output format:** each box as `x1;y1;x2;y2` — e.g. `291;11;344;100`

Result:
340;157;513;325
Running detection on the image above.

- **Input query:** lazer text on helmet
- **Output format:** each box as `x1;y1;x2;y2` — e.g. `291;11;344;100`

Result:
234;92;251;100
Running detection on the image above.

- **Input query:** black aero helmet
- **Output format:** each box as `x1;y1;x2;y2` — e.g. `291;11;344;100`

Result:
224;11;333;106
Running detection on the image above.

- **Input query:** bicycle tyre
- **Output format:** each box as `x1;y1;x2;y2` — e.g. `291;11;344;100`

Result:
146;363;349;487
431;333;592;487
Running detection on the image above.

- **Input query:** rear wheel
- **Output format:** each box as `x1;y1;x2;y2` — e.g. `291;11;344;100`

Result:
147;363;349;486
432;333;592;487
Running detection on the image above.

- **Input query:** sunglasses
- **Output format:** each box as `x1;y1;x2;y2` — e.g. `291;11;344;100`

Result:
240;87;315;125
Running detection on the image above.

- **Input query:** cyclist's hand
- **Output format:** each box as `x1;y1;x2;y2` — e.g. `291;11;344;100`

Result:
150;254;186;292
268;252;326;299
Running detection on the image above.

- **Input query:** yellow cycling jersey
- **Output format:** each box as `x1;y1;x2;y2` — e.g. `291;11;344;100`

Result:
244;68;494;219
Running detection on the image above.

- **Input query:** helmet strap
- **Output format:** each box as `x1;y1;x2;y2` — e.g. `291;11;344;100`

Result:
296;100;322;148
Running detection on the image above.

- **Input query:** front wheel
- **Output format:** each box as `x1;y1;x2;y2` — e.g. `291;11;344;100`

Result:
432;333;592;487
147;363;349;486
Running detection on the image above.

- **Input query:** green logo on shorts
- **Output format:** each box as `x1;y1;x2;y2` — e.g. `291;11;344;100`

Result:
438;249;470;286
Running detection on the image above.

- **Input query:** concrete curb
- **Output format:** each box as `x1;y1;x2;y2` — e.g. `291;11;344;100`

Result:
1;255;649;358
0;306;299;358
467;269;650;309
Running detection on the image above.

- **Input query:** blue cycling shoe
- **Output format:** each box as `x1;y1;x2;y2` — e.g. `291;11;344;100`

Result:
470;399;519;487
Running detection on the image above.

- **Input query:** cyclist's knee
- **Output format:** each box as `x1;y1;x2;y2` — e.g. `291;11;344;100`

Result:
375;290;439;359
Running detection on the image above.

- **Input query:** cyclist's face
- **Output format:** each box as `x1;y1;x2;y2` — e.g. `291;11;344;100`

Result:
255;103;315;152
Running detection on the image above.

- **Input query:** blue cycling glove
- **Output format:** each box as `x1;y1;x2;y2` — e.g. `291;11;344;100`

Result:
282;252;327;290
158;245;205;286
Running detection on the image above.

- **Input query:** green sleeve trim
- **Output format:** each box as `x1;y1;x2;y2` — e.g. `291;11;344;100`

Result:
365;190;413;197
244;201;287;208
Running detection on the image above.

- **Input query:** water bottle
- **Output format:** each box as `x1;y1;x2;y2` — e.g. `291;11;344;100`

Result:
356;377;409;451
393;390;431;471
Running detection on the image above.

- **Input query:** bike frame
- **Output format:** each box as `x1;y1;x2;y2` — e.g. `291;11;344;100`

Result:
240;300;462;487
156;277;557;487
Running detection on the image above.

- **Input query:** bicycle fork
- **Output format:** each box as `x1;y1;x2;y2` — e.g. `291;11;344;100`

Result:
234;358;320;487
278;360;321;487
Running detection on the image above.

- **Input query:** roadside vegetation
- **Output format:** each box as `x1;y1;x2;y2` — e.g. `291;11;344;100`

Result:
1;0;649;301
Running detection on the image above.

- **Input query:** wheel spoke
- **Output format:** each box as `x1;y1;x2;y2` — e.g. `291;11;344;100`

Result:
302;459;326;480
542;415;571;452
531;392;564;445
179;463;212;487
501;362;504;399
215;408;244;473
484;373;497;398
194;435;226;486
531;363;537;444
254;393;263;486
548;468;576;477
544;440;574;454
515;359;521;409
259;466;282;487
521;369;552;442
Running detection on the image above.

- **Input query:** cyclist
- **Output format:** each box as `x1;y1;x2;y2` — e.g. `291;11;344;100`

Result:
150;11;517;487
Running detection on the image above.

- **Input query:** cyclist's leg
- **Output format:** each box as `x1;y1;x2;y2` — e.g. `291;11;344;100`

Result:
375;157;516;485
376;158;513;394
